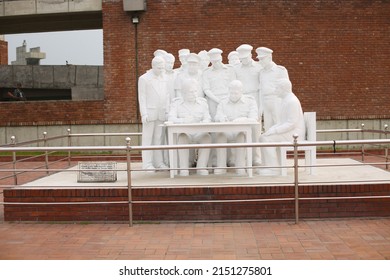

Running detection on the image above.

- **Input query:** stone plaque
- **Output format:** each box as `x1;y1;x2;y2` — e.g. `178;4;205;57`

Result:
77;161;117;182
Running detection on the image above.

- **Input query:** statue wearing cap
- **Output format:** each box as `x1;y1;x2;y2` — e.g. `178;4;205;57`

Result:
174;48;190;74
202;48;236;119
228;51;240;66
198;50;211;71
256;46;290;131
233;44;262;166
174;53;204;99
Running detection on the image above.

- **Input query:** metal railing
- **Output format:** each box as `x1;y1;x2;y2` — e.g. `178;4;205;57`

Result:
317;123;389;169
1;133;390;226
0;130;141;185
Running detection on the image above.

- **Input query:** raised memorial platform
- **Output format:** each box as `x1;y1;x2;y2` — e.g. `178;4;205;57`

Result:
3;158;390;222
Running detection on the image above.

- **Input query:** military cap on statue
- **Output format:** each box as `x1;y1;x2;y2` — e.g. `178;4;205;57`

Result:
236;44;253;58
207;48;223;61
178;49;190;58
186;53;201;63
154;49;168;57
255;47;273;58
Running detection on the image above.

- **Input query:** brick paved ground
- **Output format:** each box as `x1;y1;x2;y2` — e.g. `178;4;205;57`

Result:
0;218;389;260
0;157;389;260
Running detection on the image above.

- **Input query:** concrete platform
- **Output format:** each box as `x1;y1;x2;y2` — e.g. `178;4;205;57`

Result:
20;158;390;188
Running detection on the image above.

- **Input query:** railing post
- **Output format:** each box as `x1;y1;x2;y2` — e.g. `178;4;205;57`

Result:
126;137;133;227
11;136;17;185
361;123;365;162
43;132;49;175
385;124;389;170
293;134;299;224
67;128;71;167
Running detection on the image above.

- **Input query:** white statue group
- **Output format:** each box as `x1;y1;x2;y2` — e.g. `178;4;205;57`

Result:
138;44;305;176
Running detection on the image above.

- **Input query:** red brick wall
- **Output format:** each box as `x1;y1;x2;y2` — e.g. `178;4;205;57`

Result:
0;39;7;65
4;184;390;222
1;0;389;126
1;101;106;126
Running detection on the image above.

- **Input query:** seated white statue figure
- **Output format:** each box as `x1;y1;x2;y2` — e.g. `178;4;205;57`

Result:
214;80;258;175
168;78;212;176
258;78;305;176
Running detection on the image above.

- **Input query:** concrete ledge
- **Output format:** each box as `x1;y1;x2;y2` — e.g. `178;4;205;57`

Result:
2;0;102;17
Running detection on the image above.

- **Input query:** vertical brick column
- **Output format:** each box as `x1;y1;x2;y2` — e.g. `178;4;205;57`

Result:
102;1;139;124
0;39;8;65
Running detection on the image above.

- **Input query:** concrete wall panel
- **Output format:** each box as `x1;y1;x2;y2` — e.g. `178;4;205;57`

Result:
5;0;36;16
37;0;68;14
69;0;102;12
0;2;4;17
13;65;33;87
0;65;13;86
75;65;99;86
53;65;76;88
33;66;54;88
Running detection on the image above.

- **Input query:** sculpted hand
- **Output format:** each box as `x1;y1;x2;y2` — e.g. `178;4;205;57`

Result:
263;127;276;136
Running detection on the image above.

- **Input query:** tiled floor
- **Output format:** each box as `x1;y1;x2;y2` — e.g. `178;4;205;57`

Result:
0;219;389;260
1;158;390;260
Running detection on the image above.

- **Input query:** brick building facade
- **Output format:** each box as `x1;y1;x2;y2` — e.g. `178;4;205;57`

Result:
1;0;389;127
0;39;7;65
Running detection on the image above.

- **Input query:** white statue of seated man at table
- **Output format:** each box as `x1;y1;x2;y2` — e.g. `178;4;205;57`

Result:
168;78;212;176
214;80;258;175
258;78;305;176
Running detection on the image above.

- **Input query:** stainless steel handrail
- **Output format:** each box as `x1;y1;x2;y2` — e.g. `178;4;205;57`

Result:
1;136;389;226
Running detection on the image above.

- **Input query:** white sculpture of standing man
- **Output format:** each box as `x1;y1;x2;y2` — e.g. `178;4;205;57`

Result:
198;50;210;72
258;78;305;176
138;56;169;171
174;53;204;99
235;44;262;166
256;47;290;131
202;48;236;119
214;80;258;175
175;48;190;74
168;78;212;176
163;52;177;102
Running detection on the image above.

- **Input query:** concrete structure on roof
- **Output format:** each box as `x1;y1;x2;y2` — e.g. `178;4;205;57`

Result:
0;0;102;34
11;40;46;65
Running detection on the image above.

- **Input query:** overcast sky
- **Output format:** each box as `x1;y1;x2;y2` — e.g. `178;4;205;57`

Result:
5;29;103;65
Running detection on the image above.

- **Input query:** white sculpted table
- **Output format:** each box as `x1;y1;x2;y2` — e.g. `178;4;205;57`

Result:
165;122;258;178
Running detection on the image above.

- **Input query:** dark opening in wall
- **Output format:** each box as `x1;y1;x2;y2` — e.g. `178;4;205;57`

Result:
0;87;71;101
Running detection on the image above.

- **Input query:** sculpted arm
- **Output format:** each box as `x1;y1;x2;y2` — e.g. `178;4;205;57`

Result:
214;102;227;122
274;101;301;134
138;76;148;123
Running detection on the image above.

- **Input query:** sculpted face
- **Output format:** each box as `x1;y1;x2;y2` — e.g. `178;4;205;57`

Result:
187;61;199;74
152;57;165;76
240;56;252;66
229;82;243;103
164;55;175;71
258;55;272;68
183;83;197;103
